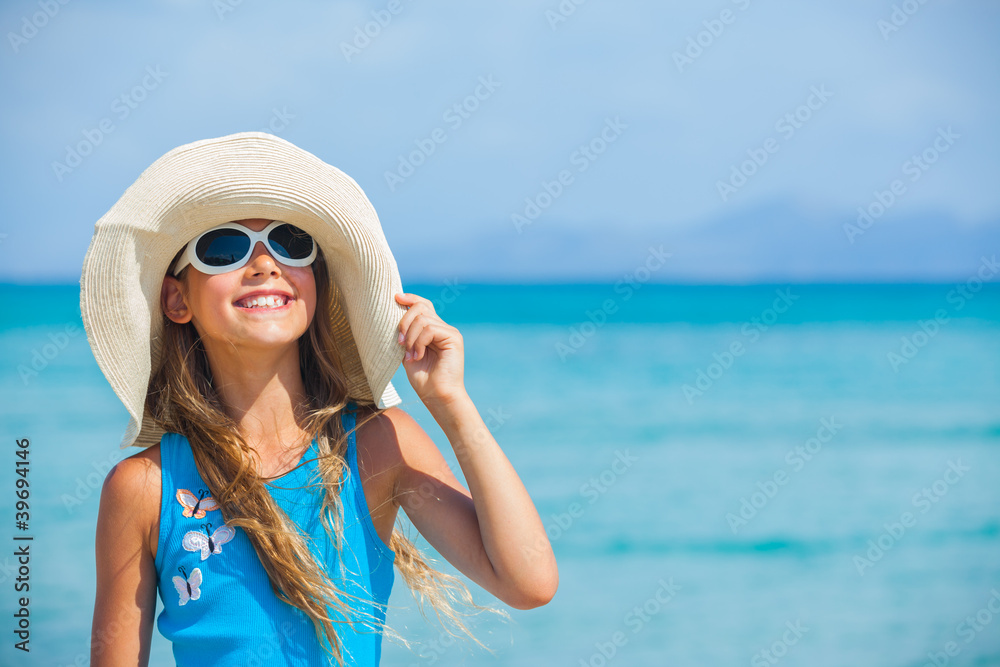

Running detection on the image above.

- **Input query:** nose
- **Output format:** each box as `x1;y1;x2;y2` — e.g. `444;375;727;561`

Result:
245;241;282;275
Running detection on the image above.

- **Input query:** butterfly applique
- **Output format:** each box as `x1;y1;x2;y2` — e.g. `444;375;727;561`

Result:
176;488;220;519
182;522;236;561
172;565;202;606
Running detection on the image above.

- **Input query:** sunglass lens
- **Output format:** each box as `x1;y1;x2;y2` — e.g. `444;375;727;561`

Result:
196;229;251;267
268;224;314;260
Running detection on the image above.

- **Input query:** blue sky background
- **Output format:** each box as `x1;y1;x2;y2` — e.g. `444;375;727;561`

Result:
1;0;997;283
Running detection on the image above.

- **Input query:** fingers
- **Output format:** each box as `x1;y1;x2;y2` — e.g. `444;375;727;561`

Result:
395;292;432;308
400;314;438;361
395;293;440;360
409;325;440;362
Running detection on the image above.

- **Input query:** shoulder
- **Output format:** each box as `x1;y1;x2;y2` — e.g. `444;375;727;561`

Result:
352;404;414;460
352;405;431;497
354;404;459;491
103;445;161;496
354;404;421;436
353;405;427;456
104;444;162;494
100;443;162;558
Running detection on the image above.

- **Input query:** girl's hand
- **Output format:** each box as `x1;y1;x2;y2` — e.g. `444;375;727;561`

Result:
394;292;466;406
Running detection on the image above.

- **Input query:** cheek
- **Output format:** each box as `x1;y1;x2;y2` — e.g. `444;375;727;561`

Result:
196;276;240;317
301;281;318;318
295;268;318;307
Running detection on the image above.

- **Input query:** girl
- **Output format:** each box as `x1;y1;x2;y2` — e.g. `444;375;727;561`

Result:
84;133;558;666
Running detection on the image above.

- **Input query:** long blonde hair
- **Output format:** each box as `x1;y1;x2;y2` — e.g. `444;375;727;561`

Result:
145;244;509;665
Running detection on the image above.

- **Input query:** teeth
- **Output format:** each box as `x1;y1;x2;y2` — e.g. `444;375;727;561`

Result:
237;295;288;309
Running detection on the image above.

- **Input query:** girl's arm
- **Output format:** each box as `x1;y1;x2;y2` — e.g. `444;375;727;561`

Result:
387;398;559;610
91;453;160;666
391;292;559;609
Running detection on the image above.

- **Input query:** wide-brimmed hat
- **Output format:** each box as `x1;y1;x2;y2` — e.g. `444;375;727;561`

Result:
80;131;406;450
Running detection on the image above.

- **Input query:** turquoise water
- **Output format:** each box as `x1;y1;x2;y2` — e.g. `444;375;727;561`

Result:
1;283;998;665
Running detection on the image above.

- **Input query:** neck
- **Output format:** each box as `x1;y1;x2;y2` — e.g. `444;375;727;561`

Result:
204;339;311;457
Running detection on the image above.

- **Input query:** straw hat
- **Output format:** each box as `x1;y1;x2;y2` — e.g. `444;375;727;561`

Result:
80;131;406;450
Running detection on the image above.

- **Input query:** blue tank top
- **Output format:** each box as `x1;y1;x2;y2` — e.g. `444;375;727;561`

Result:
153;404;396;666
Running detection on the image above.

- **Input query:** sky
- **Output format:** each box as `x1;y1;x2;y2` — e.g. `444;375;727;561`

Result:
1;0;997;283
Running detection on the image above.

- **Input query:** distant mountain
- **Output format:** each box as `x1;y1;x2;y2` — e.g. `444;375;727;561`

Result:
393;199;1000;283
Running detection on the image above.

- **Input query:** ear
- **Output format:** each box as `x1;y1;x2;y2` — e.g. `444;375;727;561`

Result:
161;275;193;324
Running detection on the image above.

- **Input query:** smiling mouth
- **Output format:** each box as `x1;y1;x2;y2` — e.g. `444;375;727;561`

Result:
233;295;294;311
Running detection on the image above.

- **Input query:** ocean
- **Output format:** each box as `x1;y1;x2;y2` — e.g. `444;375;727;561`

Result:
1;282;998;666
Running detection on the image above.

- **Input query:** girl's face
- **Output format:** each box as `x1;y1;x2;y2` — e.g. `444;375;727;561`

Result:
161;219;317;352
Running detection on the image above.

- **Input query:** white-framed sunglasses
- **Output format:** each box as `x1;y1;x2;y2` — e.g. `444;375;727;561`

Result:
172;220;318;276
